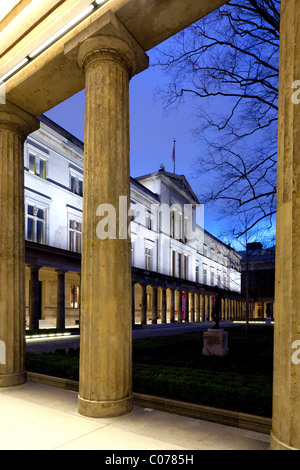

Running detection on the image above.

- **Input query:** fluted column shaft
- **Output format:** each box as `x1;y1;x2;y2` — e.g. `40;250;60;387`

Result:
161;287;166;324
29;265;40;330
151;286;158;324
169;288;175;323
56;270;65;329
77;35;144;418
0;103;38;387
140;283;147;325
271;0;300;450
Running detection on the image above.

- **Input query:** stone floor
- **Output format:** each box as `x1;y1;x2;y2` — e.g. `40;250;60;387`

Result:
0;381;270;451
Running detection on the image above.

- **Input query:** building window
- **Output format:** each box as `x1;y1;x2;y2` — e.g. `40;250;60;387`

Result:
178;252;182;278
171;250;176;277
145;247;152;270
171;209;183;240
69;220;82;253
70;285;79;308
171;210;175;238
217;270;221;287
223;272;227;289
39;159;47;179
29;153;36;174
195;263;199;283
146;209;152;230
203;266;207;285
26;205;45;244
28;153;47;179
184;255;189;279
203;244;207;257
70;174;83;196
210;268;215;286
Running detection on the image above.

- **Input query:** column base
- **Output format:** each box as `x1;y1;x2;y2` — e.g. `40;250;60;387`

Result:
78;394;133;418
0;371;27;387
270;432;299;450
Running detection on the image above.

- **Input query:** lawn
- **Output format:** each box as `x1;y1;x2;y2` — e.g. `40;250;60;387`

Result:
26;325;274;418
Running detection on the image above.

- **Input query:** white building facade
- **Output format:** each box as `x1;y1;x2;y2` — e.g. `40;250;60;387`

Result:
24;116;241;328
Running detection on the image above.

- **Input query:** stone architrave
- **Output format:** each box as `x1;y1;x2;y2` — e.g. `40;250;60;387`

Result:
202;329;229;357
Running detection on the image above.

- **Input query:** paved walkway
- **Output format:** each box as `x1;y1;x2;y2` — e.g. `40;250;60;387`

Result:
26;321;238;353
0;381;270;451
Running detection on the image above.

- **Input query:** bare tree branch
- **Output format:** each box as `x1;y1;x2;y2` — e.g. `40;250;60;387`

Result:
153;0;279;239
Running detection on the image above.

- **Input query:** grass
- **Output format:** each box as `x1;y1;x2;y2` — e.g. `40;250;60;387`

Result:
26;325;274;418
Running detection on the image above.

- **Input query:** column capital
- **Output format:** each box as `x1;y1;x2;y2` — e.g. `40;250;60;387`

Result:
78;35;136;77
56;269;67;276
0;101;39;139
28;264;41;273
65;10;149;78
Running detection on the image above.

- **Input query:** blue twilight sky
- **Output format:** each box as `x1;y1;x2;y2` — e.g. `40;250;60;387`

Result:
44;45;226;240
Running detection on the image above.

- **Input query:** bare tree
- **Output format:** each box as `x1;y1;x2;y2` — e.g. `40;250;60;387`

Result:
153;0;280;239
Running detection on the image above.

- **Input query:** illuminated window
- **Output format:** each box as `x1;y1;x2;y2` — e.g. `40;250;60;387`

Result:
26;205;45;244
70;285;79;308
28;153;47;179
145;247;152;270
203;266;207;285
29;153;36;174
184;255;189;279
39;159;47;179
69;220;82;253
70;173;83;196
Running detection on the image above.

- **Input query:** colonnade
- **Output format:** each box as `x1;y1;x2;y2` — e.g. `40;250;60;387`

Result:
27;264;72;330
1;0;299;449
132;282;246;325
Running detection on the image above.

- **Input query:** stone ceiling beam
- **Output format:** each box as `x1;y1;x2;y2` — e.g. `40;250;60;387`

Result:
1;0;229;116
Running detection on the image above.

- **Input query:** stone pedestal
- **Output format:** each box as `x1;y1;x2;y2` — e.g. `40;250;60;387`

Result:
202;329;229;357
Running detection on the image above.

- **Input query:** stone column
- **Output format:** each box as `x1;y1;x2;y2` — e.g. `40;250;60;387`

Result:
56;270;65;330
190;292;194;322
161;287;167;324
209;296;213;321
76;31;148;417
199;294;204;322
177;290;182;322
151;286;158;324
29;265;40;330
169;288;175;323
140;283;147;325
194;293;200;322
184;291;189;322
0;102;39;387
132;283;135;326
271;0;300;450
78;273;81;327
204;295;208;322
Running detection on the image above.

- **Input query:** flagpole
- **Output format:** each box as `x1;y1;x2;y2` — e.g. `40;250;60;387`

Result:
173;139;176;173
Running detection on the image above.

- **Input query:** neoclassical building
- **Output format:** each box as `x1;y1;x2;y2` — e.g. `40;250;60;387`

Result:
24;115;242;328
1;0;299;448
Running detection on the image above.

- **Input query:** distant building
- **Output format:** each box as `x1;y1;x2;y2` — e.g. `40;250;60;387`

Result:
240;242;275;318
24;115;242;328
